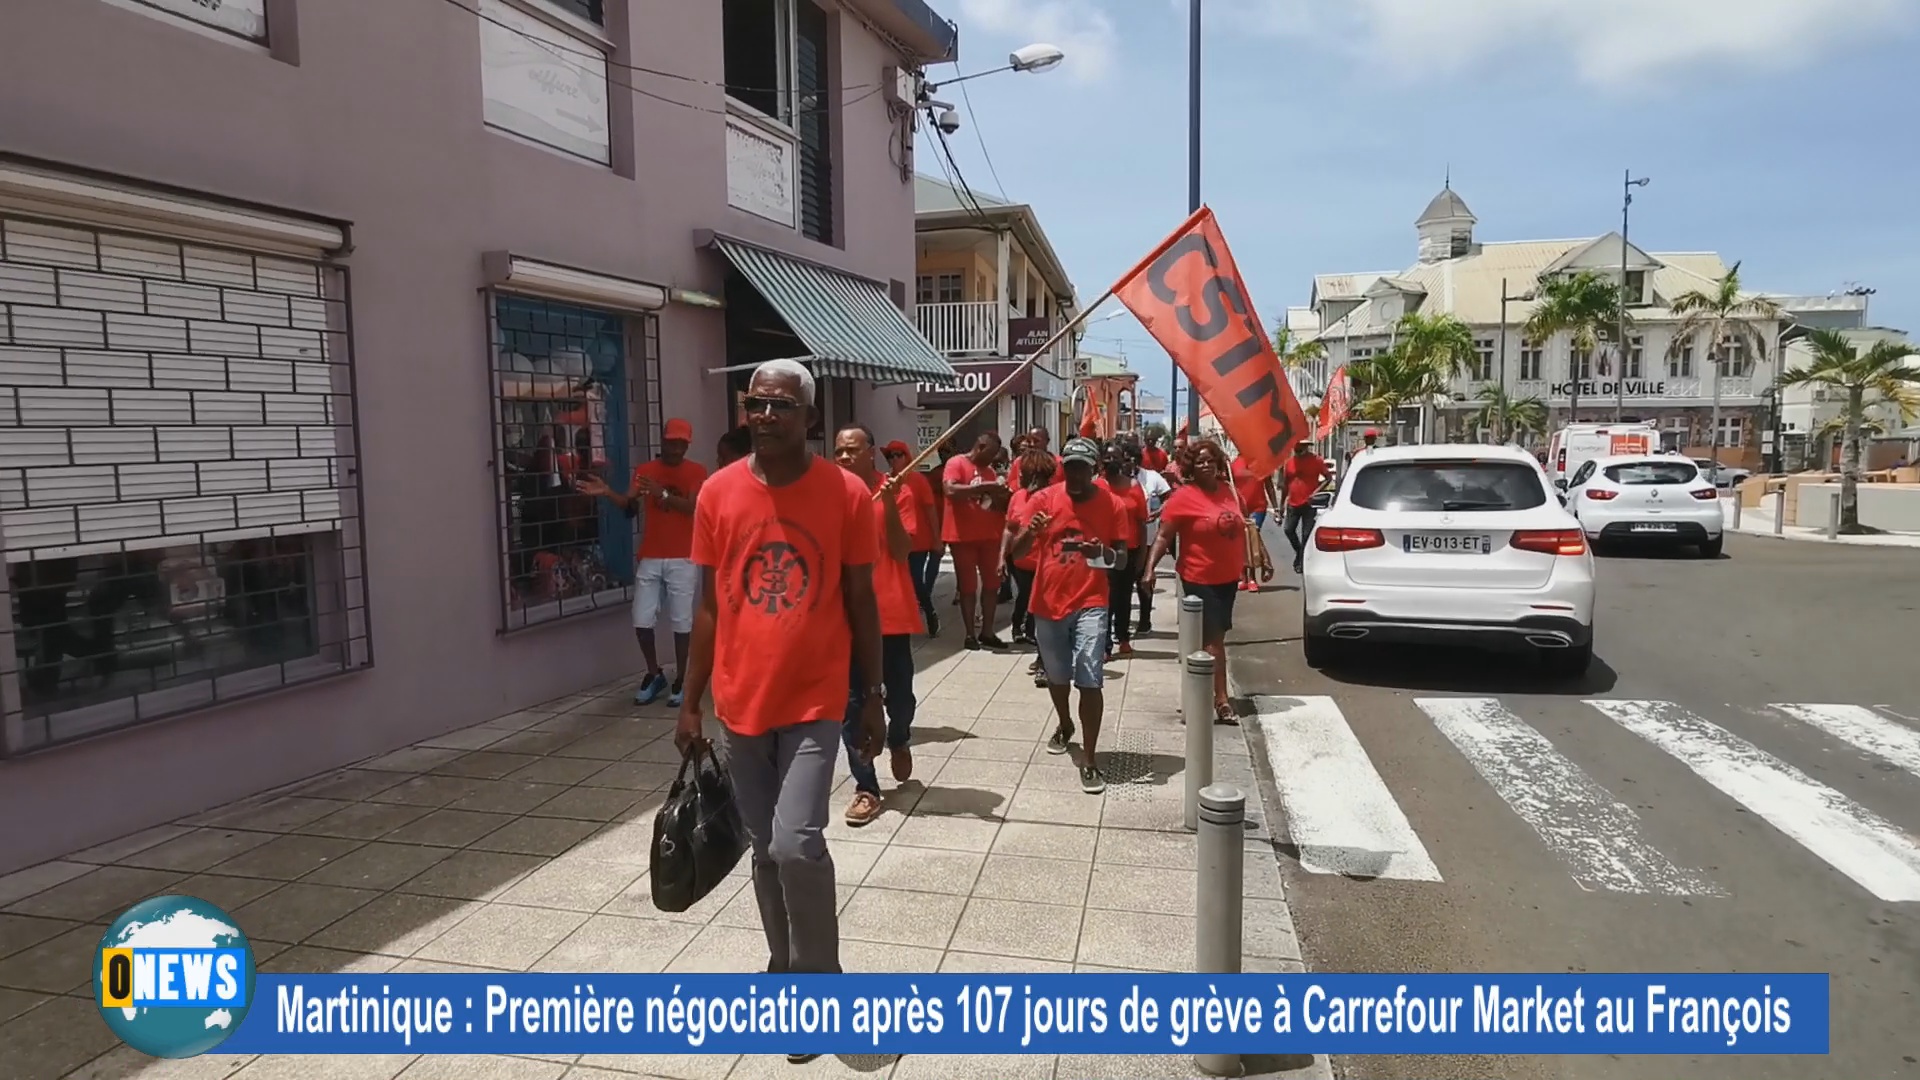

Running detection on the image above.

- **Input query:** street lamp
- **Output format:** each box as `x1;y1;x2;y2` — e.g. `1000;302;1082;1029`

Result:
1615;171;1651;422
917;43;1065;132
1183;0;1203;436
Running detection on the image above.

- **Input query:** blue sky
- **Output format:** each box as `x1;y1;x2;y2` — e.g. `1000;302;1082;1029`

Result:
924;0;1920;408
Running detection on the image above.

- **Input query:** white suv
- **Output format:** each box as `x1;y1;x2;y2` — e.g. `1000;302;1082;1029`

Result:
1563;455;1725;558
1301;444;1597;678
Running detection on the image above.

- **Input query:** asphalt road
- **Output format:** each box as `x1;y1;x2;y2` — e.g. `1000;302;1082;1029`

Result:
1227;528;1920;1080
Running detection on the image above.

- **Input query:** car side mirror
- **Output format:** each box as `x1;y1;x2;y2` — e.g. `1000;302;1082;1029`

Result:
1308;491;1333;510
1554;478;1568;492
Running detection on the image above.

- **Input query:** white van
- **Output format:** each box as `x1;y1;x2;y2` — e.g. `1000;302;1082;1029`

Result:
1545;423;1659;488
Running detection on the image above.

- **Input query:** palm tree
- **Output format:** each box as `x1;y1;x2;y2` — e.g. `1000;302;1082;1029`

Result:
1522;270;1624;421
1666;262;1783;466
1274;323;1329;371
1776;330;1920;532
1471;386;1549;444
1349;348;1448;446
1390;312;1478;442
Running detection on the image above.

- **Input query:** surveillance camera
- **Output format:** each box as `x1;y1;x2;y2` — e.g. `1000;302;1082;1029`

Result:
936;108;961;135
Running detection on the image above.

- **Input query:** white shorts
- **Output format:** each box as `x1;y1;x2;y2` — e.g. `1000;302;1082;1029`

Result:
632;557;699;634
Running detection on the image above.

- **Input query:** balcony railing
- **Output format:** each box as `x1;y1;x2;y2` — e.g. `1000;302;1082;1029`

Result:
916;301;1001;356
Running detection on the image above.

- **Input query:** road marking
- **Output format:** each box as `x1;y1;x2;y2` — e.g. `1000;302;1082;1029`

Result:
1589;699;1920;903
1253;695;1442;882
1416;697;1721;896
1771;703;1920;778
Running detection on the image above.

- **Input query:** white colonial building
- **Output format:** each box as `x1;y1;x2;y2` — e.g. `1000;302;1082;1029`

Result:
1289;185;1874;468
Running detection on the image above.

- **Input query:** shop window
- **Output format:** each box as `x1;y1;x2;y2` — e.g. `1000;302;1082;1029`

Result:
124;0;268;41
490;295;653;631
794;0;835;245
0;215;369;754
723;0;794;123
478;0;613;165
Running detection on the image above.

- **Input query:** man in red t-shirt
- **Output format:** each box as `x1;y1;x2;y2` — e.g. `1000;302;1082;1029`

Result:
837;427;923;826
942;432;1012;649
680;360;881;985
1281;441;1332;575
579;417;707;707
1010;436;1127;795
883;440;941;637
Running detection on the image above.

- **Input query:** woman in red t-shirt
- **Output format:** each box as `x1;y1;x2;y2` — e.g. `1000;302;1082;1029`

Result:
1001;449;1057;656
1142;438;1259;723
942;433;1013;649
1096;441;1150;658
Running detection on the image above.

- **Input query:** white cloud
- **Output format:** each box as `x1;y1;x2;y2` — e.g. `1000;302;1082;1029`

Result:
957;0;1120;82
1204;0;1915;87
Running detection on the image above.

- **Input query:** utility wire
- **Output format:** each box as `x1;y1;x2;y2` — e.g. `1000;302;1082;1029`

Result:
955;79;1008;201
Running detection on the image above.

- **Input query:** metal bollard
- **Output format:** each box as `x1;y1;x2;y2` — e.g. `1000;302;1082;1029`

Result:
1194;784;1246;1078
1183;651;1216;832
1729;495;1742;530
1827;490;1841;540
1177;595;1204;684
1773;489;1786;535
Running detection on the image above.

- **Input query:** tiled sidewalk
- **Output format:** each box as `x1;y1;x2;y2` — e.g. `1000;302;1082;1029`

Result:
0;612;1314;1080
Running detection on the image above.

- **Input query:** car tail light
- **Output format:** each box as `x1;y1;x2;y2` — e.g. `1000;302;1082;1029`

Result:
1511;529;1588;556
1690;487;1718;500
1315;527;1385;552
1584;488;1618;501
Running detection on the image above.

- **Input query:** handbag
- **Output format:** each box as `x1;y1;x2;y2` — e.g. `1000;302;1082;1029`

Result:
649;741;749;913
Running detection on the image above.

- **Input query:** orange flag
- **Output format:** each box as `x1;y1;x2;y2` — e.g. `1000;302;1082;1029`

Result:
1078;398;1101;438
1113;207;1309;478
1316;367;1351;440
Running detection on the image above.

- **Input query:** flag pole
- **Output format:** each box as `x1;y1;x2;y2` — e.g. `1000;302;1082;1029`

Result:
885;286;1119;490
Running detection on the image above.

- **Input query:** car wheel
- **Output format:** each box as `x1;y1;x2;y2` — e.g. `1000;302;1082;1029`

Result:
1303;632;1339;670
1540;641;1593;680
1699;534;1724;559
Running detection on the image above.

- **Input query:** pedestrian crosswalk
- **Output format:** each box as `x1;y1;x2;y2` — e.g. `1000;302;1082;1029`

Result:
1251;694;1920;903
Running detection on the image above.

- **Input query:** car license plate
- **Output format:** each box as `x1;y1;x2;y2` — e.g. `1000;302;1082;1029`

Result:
1631;523;1678;533
1402;533;1492;554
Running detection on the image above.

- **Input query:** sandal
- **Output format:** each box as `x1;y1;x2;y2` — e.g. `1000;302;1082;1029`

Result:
1214;700;1239;725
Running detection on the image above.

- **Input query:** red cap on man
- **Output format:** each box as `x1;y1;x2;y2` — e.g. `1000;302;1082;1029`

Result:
883;440;912;457
1363;428;1379;439
662;418;693;443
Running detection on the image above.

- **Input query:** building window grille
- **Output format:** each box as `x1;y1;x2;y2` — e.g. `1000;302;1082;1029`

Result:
488;294;658;631
0;214;369;755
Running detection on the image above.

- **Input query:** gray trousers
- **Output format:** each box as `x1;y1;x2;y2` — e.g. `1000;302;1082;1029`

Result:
721;718;841;974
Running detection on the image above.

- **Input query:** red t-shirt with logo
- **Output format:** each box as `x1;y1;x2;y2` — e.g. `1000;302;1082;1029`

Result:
1230;458;1270;516
941;455;1007;544
1283;453;1331;507
1097;476;1150;549
870;476;925;637
1160;482;1247;587
900;469;939;552
1026;485;1127;621
1005;488;1043;573
691;457;877;735
632;459;708;560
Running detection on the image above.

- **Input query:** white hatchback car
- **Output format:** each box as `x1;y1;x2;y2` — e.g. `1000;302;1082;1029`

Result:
1301;444;1597;678
1562;454;1725;557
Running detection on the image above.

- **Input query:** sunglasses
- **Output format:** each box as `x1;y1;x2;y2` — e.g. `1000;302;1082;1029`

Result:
742;396;803;415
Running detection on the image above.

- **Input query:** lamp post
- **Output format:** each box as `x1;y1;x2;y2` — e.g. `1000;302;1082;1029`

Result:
1616;171;1651;422
1183;0;1203;437
1497;279;1534;443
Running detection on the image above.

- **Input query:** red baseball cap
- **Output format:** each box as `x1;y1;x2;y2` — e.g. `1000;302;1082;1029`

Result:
883;440;912;456
1363;428;1379;438
662;418;693;442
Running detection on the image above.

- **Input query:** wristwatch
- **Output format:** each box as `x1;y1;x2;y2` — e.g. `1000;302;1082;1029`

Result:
865;684;887;702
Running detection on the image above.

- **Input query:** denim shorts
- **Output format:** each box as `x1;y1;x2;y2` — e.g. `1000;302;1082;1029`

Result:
1033;607;1111;690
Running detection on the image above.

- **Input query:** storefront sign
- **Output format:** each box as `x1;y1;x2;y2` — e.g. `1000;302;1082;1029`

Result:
726;114;796;226
917;360;1033;406
914;410;944;453
138;0;267;39
1549;379;1669;398
1009;317;1053;357
479;0;612;165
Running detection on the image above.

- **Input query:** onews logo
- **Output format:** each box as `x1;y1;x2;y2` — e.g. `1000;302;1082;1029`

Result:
94;895;256;1059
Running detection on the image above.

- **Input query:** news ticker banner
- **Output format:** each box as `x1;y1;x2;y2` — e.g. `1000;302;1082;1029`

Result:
95;895;1830;1060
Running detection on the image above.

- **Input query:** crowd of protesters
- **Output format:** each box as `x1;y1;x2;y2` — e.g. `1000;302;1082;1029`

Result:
576;359;1330;1014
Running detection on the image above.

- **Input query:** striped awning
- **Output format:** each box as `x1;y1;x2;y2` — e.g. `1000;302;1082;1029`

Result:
713;237;957;387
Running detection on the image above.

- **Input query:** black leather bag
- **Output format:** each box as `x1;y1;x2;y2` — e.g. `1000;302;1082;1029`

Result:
649;742;748;913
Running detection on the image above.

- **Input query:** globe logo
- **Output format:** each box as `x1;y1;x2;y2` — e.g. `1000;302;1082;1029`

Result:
94;895;256;1059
